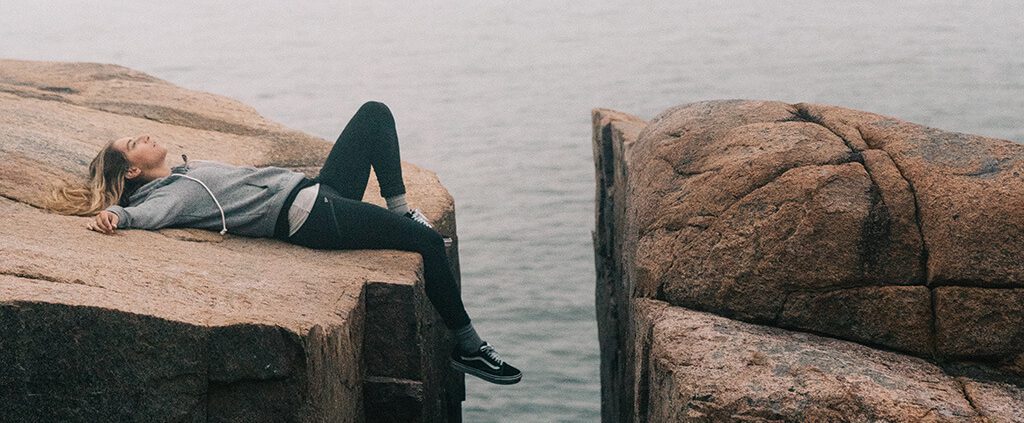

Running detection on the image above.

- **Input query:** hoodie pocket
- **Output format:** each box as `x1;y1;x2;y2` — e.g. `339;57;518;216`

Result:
234;182;273;217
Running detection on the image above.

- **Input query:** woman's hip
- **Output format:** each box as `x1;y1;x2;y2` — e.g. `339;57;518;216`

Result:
285;185;442;252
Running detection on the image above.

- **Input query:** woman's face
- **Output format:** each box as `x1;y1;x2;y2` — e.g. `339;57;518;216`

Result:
113;134;167;178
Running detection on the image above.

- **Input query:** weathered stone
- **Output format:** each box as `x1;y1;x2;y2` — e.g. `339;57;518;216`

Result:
0;59;462;421
0;60;329;208
594;100;1024;421
364;377;426;423
0;194;374;421
602;99;1024;359
802;103;1024;288
935;286;1024;358
858;149;926;284
944;362;1024;421
592;108;648;423
363;275;463;422
661;161;875;322
366;280;425;379
0;299;210;421
0;59;455;225
635;299;1021;422
626;101;929;326
779;285;933;356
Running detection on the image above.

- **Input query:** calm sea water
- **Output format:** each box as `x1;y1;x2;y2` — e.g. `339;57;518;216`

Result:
2;1;1021;421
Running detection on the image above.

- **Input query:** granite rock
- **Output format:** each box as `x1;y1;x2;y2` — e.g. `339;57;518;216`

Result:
593;101;1024;422
0;59;462;422
635;299;1021;422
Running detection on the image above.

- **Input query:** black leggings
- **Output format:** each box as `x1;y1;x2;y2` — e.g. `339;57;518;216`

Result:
285;101;471;330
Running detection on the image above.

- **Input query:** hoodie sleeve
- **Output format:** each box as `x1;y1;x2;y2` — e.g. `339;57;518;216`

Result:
104;189;189;230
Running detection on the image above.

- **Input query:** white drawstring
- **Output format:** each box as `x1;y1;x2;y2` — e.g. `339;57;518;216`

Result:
172;154;227;235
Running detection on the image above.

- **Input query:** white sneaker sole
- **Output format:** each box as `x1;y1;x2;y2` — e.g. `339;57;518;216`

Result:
450;359;522;385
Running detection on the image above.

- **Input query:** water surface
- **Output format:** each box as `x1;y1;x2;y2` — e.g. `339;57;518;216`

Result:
2;1;1021;421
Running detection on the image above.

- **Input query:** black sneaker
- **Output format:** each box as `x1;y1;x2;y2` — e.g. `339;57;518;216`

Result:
405;208;453;247
450;343;522;385
404;208;434;229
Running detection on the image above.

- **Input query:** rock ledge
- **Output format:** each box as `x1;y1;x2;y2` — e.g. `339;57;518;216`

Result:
0;59;462;422
594;101;1024;422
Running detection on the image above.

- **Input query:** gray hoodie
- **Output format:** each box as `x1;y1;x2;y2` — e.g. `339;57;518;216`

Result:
105;157;306;237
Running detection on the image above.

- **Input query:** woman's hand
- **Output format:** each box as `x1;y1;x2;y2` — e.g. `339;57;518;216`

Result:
87;211;119;234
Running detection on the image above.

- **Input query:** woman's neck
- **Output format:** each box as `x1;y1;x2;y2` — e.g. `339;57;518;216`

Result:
138;164;172;183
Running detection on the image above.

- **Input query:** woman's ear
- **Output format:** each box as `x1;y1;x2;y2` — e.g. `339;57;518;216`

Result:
125;166;141;180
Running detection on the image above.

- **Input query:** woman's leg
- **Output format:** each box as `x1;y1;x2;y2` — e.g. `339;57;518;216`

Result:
289;185;471;330
315;101;406;201
290;104;522;384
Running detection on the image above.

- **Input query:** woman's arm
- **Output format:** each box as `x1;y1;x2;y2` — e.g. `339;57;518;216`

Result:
102;189;189;232
87;211;119;234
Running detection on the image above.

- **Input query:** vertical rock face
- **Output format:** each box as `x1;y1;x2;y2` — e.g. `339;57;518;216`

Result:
593;109;649;423
593;101;1024;422
0;59;462;422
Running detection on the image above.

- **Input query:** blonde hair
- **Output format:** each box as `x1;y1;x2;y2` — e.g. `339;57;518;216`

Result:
46;140;142;216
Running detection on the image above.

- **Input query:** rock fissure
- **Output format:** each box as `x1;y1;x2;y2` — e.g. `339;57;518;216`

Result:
687;164;849;273
955;378;983;417
0;80;305;144
0;84;72;104
595;102;1024;422
0;193;41;209
928;288;940;358
781;282;926;297
787;106;930;289
773;312;931;358
787;105;865;164
656;154;722;178
636;320;655;423
642;158;857;243
0;269;105;289
856;127;930;285
855;126;943;360
774;291;793;323
858;170;892;283
599;123;616;183
98;102;276;138
655;160;865;309
927;279;1024;290
718;160;856;217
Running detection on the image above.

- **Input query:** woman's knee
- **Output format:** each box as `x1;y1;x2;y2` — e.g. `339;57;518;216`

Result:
415;229;447;256
357;101;392;118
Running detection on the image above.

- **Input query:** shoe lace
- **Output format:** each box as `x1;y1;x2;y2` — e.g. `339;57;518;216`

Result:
407;209;431;226
480;344;504;366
